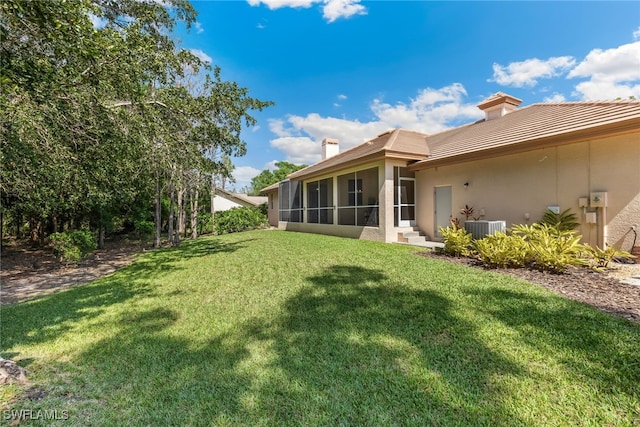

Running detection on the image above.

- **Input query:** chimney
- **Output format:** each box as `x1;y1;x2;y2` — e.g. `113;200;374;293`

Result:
322;138;339;160
477;92;522;121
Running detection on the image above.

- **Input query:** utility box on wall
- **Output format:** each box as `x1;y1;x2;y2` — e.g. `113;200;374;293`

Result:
464;220;506;240
590;192;607;207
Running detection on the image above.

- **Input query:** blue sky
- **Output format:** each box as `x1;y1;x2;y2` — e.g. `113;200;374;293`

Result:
174;1;640;191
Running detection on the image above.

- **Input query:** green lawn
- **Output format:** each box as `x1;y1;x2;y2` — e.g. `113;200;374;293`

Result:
2;230;639;426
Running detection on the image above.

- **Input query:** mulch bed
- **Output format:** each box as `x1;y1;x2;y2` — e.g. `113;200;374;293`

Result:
418;251;640;324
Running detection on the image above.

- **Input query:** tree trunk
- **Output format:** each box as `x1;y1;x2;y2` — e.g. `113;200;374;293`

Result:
210;174;215;233
98;224;105;249
97;210;105;249
15;212;22;240
190;188;198;239
153;172;161;249
177;187;185;242
168;181;175;245
29;217;39;247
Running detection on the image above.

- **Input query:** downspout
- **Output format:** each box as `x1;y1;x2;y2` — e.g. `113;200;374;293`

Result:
602;206;607;248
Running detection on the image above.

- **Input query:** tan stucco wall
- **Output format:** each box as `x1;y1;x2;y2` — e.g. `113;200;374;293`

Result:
266;192;279;227
280;222;385;241
415;132;640;249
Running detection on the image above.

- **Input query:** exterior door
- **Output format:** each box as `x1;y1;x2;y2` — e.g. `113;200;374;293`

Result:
398;178;416;227
434;186;452;237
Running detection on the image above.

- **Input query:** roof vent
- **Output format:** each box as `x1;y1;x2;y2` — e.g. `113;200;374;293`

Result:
477;92;522;121
322;138;339;160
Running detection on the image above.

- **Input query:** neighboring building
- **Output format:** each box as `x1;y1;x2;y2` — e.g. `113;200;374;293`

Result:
262;93;640;250
213;187;267;212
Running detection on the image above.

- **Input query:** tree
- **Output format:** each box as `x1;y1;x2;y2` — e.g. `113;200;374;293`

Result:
248;161;307;195
0;0;272;250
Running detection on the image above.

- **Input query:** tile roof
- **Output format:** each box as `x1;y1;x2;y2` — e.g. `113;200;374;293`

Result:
260;97;640;191
286;128;430;181
410;99;640;169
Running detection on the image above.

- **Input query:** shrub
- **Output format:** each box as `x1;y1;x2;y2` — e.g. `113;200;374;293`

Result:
133;220;154;239
257;202;268;216
198;212;214;235
512;223;586;273
474;231;528;268
49;229;97;263
214;207;267;235
540;208;579;231
583;245;636;271
439;226;473;257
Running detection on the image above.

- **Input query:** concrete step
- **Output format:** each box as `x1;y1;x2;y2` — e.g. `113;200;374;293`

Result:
397;228;436;247
407;236;428;245
401;231;422;238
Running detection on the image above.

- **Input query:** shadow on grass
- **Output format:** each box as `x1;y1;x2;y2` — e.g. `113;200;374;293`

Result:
233;265;525;425
5;263;527;425
462;286;640;398
1;237;251;352
73;307;255;425
10;259;638;425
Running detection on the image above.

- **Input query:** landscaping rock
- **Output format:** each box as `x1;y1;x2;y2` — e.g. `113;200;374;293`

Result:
0;358;28;384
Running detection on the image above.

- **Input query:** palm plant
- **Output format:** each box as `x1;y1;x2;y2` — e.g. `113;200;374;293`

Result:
540;208;580;231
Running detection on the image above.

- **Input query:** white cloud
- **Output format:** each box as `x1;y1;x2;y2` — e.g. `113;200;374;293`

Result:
194;21;204;34
490;56;576;87
634;26;640;41
270;136;323;164
247;0;316;8
233;166;262;187
247;0;366;22
268;84;484;164
189;49;212;63
338;94;347;100
371;83;483;133
567;42;640;82
571;80;640;101
232;163;283;189
323;0;366;22
264;160;280;171
268;118;292;137
543;93;567;103
567;42;640;100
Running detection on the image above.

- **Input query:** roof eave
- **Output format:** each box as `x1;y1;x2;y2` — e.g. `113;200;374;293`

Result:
287;149;428;182
287;153;386;181
409;117;640;171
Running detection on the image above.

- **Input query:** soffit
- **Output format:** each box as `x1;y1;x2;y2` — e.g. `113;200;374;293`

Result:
410;101;640;170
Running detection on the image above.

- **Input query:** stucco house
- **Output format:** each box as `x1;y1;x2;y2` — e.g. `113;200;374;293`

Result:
261;93;640;251
213;187;267;212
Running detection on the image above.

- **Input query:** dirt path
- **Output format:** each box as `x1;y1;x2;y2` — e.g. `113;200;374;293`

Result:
1;240;145;305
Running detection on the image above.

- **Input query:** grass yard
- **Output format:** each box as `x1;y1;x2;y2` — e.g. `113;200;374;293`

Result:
2;230;639;426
